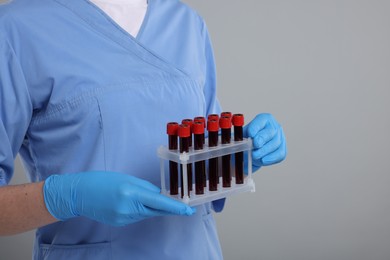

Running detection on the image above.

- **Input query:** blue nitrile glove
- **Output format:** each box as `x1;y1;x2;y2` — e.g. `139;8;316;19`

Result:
43;171;195;226
244;113;287;172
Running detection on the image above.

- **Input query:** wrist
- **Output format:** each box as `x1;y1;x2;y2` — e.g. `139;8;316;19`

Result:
43;174;79;221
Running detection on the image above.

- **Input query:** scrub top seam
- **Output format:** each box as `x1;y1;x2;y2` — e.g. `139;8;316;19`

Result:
52;0;165;75
134;0;151;40
23;135;42;182
30;76;195;125
86;0;140;41
53;0;190;79
84;0;191;78
1;36;34;112
95;97;107;172
2;38;39;180
31;81;141;126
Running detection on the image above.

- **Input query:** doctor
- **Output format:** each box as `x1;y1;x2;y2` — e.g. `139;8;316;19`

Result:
0;0;286;259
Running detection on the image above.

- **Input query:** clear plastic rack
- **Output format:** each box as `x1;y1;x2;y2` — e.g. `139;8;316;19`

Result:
157;138;256;206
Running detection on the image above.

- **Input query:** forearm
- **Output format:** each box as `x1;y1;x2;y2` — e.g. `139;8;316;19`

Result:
0;181;57;236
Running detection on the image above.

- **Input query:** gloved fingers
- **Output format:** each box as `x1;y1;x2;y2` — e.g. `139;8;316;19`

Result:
110;215;145;227
244;113;273;138
117;205;182;226
261;130;287;166
244;156;262;174
138;190;195;216
103;202;190;227
110;207;156;226
137;205;179;218
87;172;161;193
252;127;283;161
252;126;278;149
117;205;172;224
125;175;161;193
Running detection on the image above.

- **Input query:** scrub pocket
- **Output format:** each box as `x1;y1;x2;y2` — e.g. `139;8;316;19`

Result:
95;77;206;182
39;242;111;260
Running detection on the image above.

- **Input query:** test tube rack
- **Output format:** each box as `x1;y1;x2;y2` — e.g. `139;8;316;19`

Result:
157;138;256;206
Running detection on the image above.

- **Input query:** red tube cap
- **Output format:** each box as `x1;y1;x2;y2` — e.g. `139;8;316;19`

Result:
193;122;205;134
167;122;179;135
207;114;219;121
221;112;232;119
207;119;219;132
194;116;206;128
178;124;191;138
219;116;232;129
232;114;244;126
181;119;193;131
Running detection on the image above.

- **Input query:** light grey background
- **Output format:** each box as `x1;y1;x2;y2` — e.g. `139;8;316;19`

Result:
1;0;390;259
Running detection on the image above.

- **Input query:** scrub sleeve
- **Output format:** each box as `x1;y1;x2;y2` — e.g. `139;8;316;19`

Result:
0;37;32;186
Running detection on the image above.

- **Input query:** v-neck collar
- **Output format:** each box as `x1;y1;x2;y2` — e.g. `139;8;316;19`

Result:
87;0;151;40
53;0;150;42
53;0;187;77
134;0;151;40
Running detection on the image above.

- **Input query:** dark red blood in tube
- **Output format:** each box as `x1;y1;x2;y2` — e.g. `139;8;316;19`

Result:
194;116;206;144
208;114;220;184
220;116;232;187
178;124;191;197
181;119;193;192
194;117;207;187
193;122;205;195
181;119;193;147
167;122;179;195
232;114;245;184
207;119;219;191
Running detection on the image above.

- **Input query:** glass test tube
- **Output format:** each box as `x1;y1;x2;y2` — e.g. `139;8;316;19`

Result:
181;119;193;191
220;116;232;187
181;119;193;147
178;124;191;198
232;114;245;184
194;117;206;144
167;122;179;195
194;116;206;187
207;119;219;191
208;114;220;184
193;122;205;195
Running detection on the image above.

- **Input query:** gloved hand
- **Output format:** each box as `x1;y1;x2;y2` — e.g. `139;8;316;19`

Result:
43;171;195;226
244;113;287;171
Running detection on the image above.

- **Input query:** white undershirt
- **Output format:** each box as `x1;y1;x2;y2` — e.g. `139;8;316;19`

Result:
90;0;148;37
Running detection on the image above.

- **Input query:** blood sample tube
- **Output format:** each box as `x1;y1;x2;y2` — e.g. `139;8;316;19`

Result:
194;117;206;144
194;116;207;187
208;114;220;184
207;119;219;191
167;122;179;195
178;124;191;198
193;122;205;195
220;116;232;187
181;119;193;192
181;119;193;147
232;114;245;184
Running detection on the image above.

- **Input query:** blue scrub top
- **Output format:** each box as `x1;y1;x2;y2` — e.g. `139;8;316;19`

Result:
0;0;225;259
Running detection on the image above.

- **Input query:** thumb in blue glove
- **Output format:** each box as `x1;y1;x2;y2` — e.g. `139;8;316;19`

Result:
244;113;287;171
43;171;195;226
